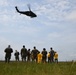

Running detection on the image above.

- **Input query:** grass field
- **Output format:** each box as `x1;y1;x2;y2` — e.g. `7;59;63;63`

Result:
0;61;76;75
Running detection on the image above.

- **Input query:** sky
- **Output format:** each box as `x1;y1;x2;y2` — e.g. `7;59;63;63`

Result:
0;0;76;61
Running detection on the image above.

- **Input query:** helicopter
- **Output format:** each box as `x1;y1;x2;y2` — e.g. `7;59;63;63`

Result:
15;5;37;18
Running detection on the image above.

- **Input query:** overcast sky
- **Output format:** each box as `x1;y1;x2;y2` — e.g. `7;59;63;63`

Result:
0;0;76;61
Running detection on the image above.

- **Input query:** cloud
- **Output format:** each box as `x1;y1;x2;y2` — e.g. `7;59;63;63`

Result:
36;0;76;24
65;10;76;21
32;40;45;44
35;0;71;22
0;37;12;46
0;0;8;6
48;32;61;39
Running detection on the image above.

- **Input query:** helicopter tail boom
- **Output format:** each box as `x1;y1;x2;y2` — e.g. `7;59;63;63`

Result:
15;6;20;12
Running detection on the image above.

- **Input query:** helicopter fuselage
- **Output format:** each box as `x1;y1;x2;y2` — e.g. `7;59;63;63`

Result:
19;11;37;18
15;6;37;18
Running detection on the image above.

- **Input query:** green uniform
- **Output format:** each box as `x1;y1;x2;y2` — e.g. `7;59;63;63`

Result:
21;47;27;61
4;46;13;63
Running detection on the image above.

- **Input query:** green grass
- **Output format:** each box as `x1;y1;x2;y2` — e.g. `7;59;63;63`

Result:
0;61;76;75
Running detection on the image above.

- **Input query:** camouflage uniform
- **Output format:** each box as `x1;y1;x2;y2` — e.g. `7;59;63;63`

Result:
27;49;31;62
42;48;47;63
31;46;39;62
21;45;27;61
50;47;55;62
4;45;13;63
14;50;19;61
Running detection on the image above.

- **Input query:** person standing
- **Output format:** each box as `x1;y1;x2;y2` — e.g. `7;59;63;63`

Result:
47;52;51;63
21;45;27;61
54;52;58;63
31;46;39;62
50;47;55;62
4;45;13;63
14;50;19;61
41;48;47;63
37;52;42;63
27;49;31;62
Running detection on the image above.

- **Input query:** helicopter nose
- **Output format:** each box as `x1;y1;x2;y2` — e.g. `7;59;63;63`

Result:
35;14;37;17
34;13;37;17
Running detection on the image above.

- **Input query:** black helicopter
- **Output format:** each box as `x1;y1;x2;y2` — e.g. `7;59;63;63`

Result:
15;5;37;18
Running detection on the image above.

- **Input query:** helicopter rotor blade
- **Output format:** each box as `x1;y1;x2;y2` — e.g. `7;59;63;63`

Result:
27;4;31;11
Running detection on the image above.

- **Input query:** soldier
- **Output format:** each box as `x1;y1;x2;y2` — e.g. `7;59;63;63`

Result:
50;47;55;62
41;48;47;63
4;45;13;63
14;50;19;61
21;45;27;61
31;46;39;62
27;49;31;62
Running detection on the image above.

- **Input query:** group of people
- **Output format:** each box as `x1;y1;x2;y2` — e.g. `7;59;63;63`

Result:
4;45;58;63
